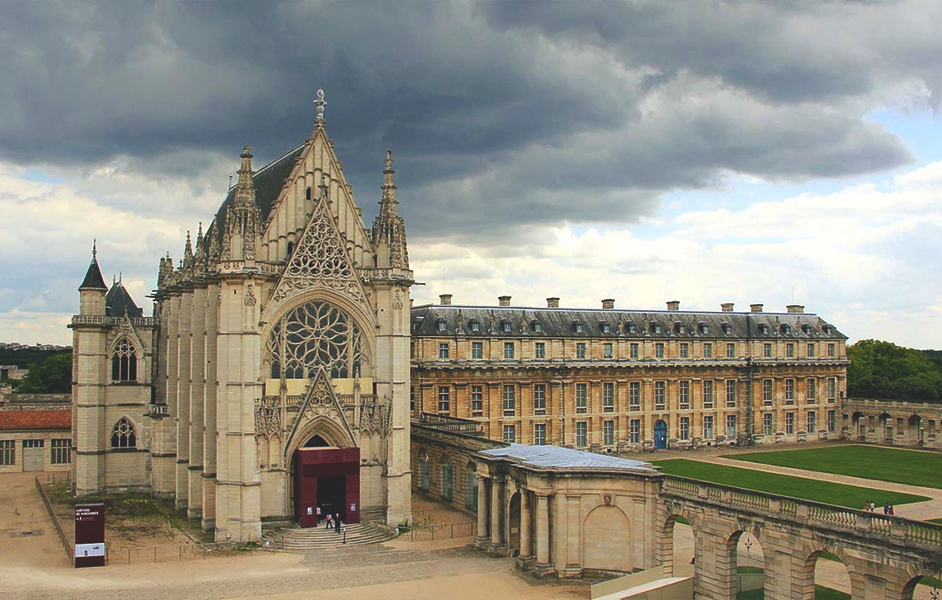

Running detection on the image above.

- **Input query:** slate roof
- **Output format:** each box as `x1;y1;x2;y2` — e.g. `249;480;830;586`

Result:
205;144;305;247
479;443;657;472
411;304;846;340
105;281;143;318
0;410;71;431
79;258;108;291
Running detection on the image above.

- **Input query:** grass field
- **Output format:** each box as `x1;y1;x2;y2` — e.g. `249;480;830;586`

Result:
724;446;942;490
931;518;942;525
737;585;849;600
654;459;930;508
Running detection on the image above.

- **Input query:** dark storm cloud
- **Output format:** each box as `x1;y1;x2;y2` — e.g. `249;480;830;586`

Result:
0;0;934;237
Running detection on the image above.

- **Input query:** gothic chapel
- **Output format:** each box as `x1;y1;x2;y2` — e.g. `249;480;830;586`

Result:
70;92;414;541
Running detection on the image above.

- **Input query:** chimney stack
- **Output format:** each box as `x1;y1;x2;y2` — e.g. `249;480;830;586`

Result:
498;295;511;307
721;303;734;312
602;298;615;310
667;300;680;311
786;304;804;314
546;297;560;308
439;294;452;306
750;303;764;313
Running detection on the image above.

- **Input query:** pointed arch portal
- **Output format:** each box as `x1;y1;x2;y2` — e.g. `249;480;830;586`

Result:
294;438;360;528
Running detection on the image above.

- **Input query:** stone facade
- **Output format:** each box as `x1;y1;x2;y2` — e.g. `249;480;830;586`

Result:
0;393;71;473
843;398;942;449
412;298;849;451
70;97;413;541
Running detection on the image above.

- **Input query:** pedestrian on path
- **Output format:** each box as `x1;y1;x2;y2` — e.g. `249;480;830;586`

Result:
334;513;342;534
325;513;333;529
889;505;895;516
883;503;890;515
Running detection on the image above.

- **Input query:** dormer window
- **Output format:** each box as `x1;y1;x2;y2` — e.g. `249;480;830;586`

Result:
802;324;812;335
651;322;662;335
532;322;543;333
437;320;447;333
781;324;791;335
722;323;732;335
699;322;709;335
470;320;480;332
501;321;512;333
601;323;611;333
626;322;637;334
759;324;769;335
822;325;831;335
674;323;685;335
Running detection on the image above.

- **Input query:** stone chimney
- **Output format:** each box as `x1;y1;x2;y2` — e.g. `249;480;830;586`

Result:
602;298;615;310
439;294;452;306
721;303;734;312
498;295;511;307
667;300;680;311
751;303;764;313
546;297;560;308
786;304;804;314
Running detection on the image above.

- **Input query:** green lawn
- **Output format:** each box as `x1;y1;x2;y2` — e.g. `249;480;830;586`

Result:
930;518;942;525
724;446;942;490
654;459;930;508
737;586;850;600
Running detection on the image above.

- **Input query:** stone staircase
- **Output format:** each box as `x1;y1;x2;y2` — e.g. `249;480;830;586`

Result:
280;522;398;552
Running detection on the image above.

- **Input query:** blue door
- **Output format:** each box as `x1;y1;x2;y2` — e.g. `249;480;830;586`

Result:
654;420;668;450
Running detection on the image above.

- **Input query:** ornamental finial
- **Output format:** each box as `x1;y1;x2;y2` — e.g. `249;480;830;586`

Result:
315;89;326;124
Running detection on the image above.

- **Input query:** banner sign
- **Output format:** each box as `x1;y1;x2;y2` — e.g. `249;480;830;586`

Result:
75;503;106;568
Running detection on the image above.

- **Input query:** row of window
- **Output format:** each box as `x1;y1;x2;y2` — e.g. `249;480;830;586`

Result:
500;410;838;446
435;318;835;338
0;439;71;466
430;340;838;361
427;377;840;415
416;457;479;511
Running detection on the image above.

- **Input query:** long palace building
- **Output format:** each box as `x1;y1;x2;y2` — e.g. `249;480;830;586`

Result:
411;295;848;451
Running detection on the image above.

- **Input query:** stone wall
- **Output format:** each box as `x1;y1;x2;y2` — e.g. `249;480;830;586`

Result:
843;398;942;449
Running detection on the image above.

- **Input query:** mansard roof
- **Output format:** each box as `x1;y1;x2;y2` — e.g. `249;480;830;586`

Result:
411;304;847;340
105;281;143;318
79;258;108;291
204;144;305;246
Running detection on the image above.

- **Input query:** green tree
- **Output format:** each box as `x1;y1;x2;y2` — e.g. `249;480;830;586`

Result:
16;352;72;394
847;340;942;402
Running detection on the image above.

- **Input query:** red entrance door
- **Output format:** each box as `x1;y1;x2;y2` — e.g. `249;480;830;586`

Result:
295;447;360;528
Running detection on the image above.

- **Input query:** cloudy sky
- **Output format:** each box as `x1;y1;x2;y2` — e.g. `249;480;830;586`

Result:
1;0;941;348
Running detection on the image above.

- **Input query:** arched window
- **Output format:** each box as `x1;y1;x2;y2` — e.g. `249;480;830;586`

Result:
418;455;430;491
111;339;137;382
111;417;137;449
465;463;478;510
442;461;454;501
266;301;365;380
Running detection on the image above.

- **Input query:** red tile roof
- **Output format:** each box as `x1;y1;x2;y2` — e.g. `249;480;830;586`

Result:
0;410;71;431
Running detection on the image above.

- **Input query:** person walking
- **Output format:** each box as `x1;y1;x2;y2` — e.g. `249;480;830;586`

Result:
325;512;333;529
889;505;895;516
334;513;342;534
883;503;890;515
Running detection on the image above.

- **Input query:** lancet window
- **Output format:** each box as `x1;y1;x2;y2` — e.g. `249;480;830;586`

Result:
266;301;365;380
111;417;137;448
111;339;137;382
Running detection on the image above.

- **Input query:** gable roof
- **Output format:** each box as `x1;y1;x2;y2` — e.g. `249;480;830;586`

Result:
0;410;71;431
105;281;143;317
205;144;305;247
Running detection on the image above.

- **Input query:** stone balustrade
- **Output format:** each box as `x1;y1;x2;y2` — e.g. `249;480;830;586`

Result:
71;315;157;327
662;475;942;550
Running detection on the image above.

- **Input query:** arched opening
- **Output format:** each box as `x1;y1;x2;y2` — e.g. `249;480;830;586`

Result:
879;412;893;442
442;461;454;502
464;462;478;511
418;455;430;491
292;433;360;528
654;419;668;450
805;550;851;600
851;411;864;439
583;504;632;573
908;414;923;444
508;492;521;555
727;530;764;600
662;514;694;574
111;339;137;382
304;434;330;448
110;417;137;448
901;574;942;600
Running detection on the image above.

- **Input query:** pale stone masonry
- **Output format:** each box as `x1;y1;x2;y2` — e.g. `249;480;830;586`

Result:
70;95;413;541
411;298;849;450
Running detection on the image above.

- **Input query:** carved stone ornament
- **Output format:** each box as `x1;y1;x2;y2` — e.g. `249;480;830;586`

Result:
245;287;257;306
603;494;612;506
393;291;403;310
254;397;282;439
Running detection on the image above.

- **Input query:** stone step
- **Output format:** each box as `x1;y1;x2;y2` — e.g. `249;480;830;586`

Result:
281;523;398;551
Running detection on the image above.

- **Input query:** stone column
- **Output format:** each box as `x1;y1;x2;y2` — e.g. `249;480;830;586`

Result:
520;490;532;558
489;475;505;551
475;476;490;547
534;494;552;575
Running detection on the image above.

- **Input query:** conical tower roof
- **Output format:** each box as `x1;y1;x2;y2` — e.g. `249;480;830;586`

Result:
79;241;108;291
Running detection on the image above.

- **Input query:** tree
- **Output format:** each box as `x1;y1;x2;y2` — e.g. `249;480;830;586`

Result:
16;352;72;394
847;340;942;402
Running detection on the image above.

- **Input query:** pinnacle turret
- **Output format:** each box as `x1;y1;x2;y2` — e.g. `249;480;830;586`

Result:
379;149;399;217
79;240;108;291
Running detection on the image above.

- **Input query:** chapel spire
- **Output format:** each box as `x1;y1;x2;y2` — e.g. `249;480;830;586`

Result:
79;239;108;291
371;150;409;270
379;149;399;217
223;145;261;262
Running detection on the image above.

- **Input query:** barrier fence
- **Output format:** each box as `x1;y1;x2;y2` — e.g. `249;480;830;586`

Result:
406;521;477;541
